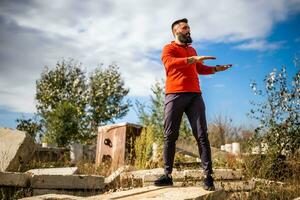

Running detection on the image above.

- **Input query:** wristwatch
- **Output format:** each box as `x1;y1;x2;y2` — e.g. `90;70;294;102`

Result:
214;66;219;72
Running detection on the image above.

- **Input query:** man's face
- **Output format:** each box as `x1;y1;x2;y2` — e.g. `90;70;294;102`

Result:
173;22;192;44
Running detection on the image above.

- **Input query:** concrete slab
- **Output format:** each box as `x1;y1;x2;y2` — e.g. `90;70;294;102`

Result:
123;168;242;182
31;174;105;189
216;180;255;192
21;186;225;200
124;168;166;179
0;127;36;172
213;169;243;180
104;166;129;184
0;171;31;187
131;168;243;184
182;169;243;181
89;186;226;200
26;167;78;175
32;189;102;197
21;194;82;200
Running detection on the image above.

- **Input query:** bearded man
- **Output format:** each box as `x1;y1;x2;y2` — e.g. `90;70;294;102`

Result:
154;18;232;191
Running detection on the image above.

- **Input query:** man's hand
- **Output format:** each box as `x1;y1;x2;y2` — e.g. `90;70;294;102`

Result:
215;64;233;72
188;56;216;64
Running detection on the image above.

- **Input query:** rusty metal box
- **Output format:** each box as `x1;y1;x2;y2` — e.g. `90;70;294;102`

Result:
96;123;142;170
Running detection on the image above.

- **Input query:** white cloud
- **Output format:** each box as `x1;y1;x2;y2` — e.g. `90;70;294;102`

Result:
235;40;285;51
0;0;299;113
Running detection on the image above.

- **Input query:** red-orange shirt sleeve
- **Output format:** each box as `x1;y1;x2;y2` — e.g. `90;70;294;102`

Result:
196;63;215;75
161;45;188;70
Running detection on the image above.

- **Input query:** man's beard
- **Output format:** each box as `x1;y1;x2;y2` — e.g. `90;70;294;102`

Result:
178;33;193;44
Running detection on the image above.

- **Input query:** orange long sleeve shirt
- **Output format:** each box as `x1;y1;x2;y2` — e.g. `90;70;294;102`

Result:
162;41;215;94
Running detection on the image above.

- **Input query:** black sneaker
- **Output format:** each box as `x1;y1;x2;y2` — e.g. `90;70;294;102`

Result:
154;174;173;186
203;175;215;191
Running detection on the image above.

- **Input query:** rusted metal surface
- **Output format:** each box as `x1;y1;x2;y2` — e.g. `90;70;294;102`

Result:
96;123;142;170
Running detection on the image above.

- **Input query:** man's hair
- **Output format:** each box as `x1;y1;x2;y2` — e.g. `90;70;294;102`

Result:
171;18;188;32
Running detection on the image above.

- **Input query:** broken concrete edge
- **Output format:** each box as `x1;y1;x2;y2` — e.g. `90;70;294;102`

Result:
0;128;36;172
20;187;226;200
31;174;105;189
141;180;256;192
0;166;126;189
32;188;102;198
215;180;256;192
104;165;130;184
118;168;251;192
87;186;226;200
16;134;37;171
0;171;31;187
120;168;244;183
0;167;245;192
20;193;82;200
26;167;78;175
0;171;105;190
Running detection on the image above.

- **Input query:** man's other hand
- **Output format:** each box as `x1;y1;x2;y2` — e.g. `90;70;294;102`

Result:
215;64;233;72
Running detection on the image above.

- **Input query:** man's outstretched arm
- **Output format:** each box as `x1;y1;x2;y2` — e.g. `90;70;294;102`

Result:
196;63;232;75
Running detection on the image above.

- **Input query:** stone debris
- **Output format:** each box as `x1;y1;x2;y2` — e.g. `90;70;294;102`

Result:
21;186;226;200
0;171;31;187
0;127;36;172
26;167;78;175
21;194;81;200
31;174;105;189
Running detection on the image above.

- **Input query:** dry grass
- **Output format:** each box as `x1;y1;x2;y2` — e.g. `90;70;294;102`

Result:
247;180;300;200
76;160;113;177
240;151;300;200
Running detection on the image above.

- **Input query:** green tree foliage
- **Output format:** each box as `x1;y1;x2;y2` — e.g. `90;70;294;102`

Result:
249;63;300;157
44;101;82;146
36;60;88;145
246;60;300;181
135;80;164;142
16;117;42;141
88;64;130;131
36;60;87;120
136;80;192;144
35;59;130;146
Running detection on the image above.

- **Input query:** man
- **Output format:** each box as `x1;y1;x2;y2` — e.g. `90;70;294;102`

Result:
154;18;232;191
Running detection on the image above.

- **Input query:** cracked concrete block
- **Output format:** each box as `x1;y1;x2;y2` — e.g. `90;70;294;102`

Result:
0;171;31;187
0;128;36;172
31;174;105;189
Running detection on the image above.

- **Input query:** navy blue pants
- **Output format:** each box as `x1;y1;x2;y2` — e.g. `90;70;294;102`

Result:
163;93;213;175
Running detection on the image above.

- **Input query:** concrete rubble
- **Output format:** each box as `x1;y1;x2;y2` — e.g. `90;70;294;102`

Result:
0;127;36;172
0;169;106;197
1;166;254;199
120;168;252;192
21;186;226;200
26;167;78;175
0;171;31;187
31;174;104;189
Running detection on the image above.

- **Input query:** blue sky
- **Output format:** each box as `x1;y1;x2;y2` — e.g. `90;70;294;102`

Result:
0;0;300;129
119;11;300;127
